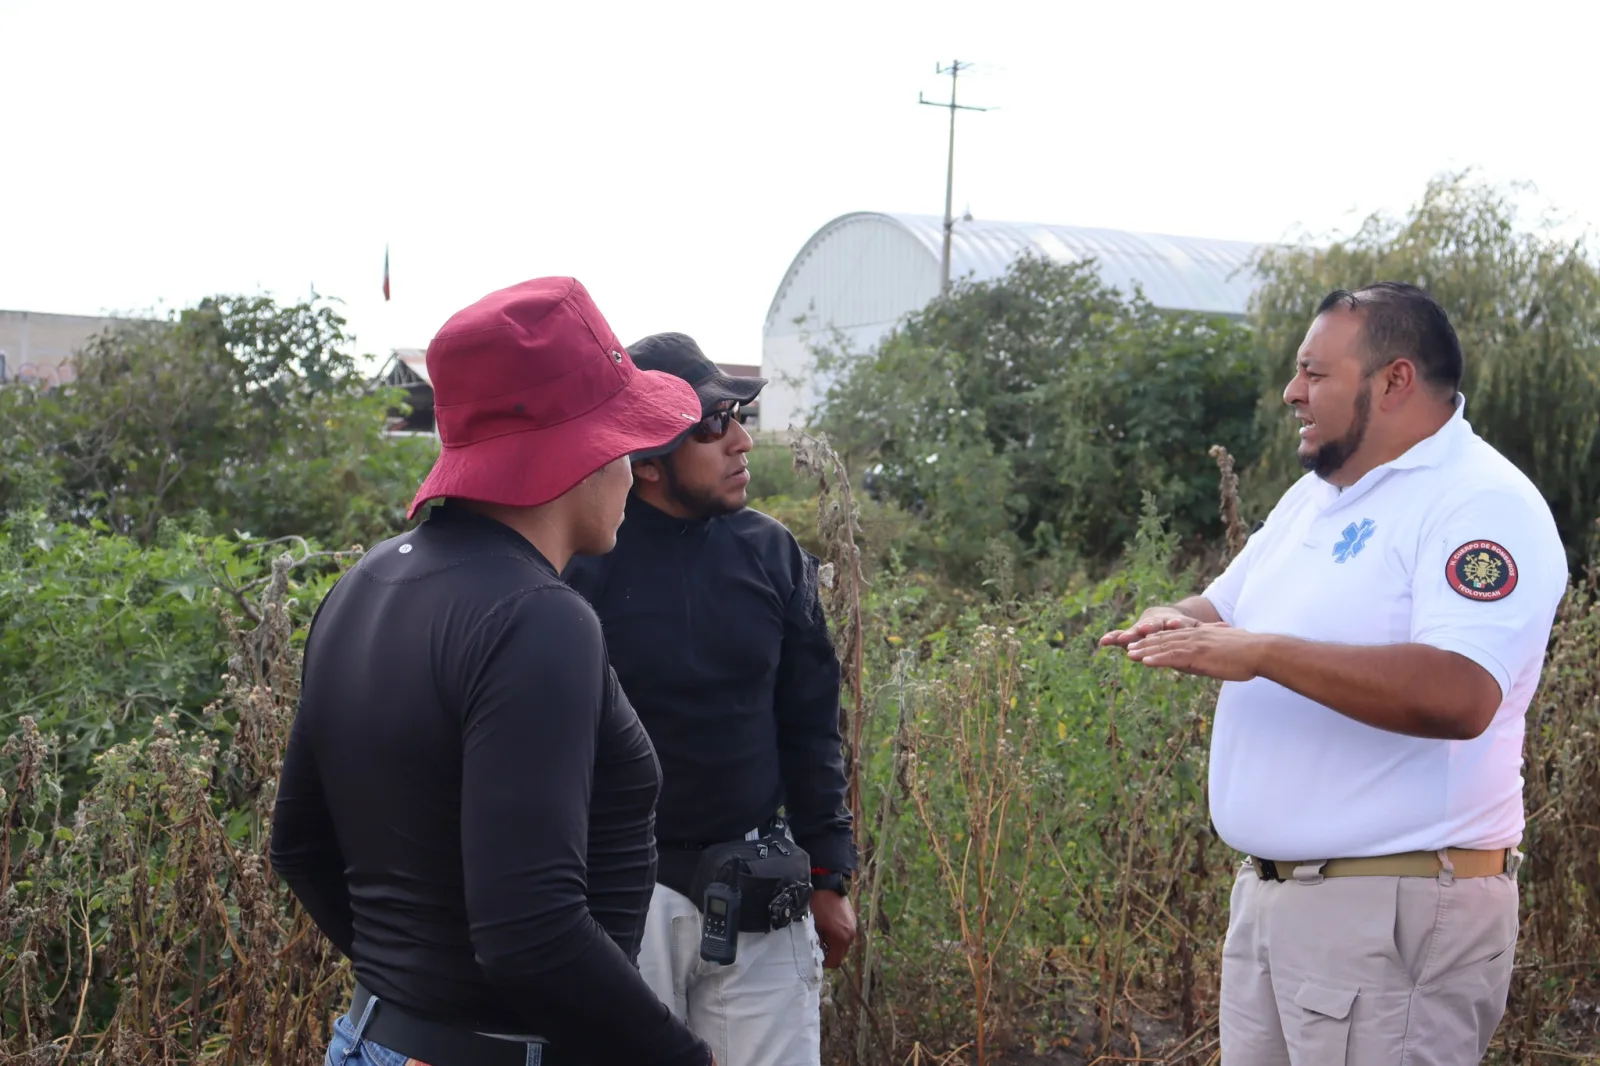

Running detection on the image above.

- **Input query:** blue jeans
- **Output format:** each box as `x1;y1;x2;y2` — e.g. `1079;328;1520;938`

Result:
325;1000;545;1066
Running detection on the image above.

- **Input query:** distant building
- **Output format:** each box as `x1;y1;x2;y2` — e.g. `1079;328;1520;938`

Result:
375;349;435;434
373;350;762;436
0;309;137;387
760;212;1267;431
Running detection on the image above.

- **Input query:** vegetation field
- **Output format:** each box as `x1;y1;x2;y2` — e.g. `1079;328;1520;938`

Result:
4;173;1599;1063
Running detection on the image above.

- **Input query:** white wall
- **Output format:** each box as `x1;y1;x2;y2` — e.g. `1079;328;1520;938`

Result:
760;214;942;431
0;310;134;386
759;322;899;432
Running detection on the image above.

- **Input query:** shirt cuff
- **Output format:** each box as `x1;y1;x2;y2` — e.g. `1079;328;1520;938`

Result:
798;833;858;875
1199;586;1234;626
1415;634;1513;701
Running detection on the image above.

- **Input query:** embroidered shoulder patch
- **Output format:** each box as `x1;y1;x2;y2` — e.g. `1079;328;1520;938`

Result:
1447;541;1518;601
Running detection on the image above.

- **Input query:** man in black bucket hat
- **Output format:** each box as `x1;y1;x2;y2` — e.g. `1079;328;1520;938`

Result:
565;332;857;1066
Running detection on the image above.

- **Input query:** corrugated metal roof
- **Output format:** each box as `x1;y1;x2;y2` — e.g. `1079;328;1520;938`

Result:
764;212;1265;332
757;211;1270;430
884;212;1262;315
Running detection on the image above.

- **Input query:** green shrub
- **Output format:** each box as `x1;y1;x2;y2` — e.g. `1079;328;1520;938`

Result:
832;496;1234;1062
811;254;1264;582
0;294;438;550
1;560;348;1063
0;510;348;801
4;481;1598;1065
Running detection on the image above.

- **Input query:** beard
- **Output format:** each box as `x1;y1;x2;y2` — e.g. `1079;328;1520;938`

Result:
659;456;745;519
1299;386;1372;480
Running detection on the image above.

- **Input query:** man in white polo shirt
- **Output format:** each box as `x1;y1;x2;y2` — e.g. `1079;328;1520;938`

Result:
1101;282;1567;1064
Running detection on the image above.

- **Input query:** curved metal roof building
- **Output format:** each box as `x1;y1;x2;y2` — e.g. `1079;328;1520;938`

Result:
759;211;1266;431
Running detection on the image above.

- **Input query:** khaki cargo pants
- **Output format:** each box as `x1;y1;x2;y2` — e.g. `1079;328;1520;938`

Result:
1220;853;1520;1065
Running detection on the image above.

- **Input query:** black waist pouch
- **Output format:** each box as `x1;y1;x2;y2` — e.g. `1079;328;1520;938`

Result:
659;829;813;934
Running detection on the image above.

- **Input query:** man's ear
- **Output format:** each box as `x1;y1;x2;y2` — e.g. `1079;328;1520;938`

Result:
1381;358;1418;403
632;458;665;484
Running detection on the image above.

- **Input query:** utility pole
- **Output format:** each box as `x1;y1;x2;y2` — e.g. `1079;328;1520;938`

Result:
919;60;989;292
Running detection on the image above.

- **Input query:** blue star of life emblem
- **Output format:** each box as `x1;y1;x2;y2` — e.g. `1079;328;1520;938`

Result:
1333;518;1376;563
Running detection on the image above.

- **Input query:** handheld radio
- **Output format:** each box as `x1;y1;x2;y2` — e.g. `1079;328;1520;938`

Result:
699;882;741;965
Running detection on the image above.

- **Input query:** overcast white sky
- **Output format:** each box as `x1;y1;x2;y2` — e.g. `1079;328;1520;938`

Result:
4;0;1597;372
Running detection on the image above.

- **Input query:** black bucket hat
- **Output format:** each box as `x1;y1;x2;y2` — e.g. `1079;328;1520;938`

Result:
626;332;766;459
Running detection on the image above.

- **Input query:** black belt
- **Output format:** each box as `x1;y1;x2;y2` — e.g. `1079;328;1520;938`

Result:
656;816;781;898
656;814;788;853
350;982;558;1066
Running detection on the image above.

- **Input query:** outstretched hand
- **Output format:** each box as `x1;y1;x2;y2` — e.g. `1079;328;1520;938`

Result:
1123;623;1267;683
1100;608;1205;648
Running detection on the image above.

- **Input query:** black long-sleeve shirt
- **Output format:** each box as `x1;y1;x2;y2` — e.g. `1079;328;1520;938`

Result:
563;496;856;875
269;503;709;1066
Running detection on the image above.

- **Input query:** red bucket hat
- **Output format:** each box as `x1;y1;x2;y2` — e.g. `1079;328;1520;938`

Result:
407;277;701;520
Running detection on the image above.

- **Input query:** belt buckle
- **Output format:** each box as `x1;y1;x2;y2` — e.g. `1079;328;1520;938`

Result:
1256;858;1281;882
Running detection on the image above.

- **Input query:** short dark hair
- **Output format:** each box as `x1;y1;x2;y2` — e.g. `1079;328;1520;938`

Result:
1316;282;1463;395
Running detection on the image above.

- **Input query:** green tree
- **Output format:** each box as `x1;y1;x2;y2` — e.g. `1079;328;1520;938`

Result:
813;254;1263;580
0;295;437;547
1247;172;1600;560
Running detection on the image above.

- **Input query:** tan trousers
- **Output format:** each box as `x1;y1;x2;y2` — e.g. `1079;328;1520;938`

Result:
1219;858;1519;1065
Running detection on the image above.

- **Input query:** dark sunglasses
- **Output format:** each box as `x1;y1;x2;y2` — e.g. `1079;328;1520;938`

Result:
690;404;746;443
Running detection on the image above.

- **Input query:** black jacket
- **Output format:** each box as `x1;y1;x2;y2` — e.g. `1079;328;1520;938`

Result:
564;496;856;874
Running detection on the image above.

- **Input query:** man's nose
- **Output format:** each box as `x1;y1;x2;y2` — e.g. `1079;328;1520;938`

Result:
729;418;754;454
1283;374;1305;407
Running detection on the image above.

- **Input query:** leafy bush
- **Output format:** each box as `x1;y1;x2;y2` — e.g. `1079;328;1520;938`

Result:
811;254;1264;582
4;454;1598;1064
746;438;817;501
0;509;351;802
1;559;348;1063
827;493;1236;1063
0;511;226;796
0;294;438;549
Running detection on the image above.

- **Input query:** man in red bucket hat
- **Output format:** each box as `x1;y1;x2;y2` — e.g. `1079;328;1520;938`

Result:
272;277;715;1066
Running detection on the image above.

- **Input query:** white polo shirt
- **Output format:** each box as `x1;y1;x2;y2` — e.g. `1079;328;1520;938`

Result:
1202;395;1567;860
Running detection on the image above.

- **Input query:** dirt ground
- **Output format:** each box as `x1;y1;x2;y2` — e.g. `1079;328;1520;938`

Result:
993;991;1206;1066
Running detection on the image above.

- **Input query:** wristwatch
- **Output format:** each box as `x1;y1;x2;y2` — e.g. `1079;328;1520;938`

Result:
811;868;852;895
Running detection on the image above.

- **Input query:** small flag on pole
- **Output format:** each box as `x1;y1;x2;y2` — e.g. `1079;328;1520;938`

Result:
383;245;391;301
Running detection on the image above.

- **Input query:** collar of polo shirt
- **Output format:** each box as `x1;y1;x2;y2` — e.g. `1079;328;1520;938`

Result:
1328;392;1467;497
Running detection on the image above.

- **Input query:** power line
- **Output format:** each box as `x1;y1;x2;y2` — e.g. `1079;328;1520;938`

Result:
919;60;990;293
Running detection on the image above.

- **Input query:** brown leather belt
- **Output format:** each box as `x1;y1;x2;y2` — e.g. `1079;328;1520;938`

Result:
1251;848;1508;882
